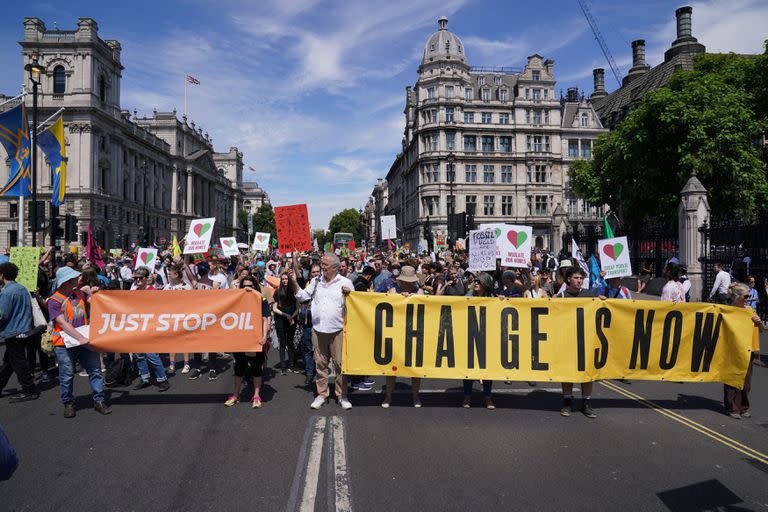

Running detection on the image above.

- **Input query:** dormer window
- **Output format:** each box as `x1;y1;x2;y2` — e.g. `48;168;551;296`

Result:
581;113;589;127
494;76;502;85
481;88;491;101
478;76;485;85
532;70;541;81
430;43;435;51
445;40;451;51
458;45;462;54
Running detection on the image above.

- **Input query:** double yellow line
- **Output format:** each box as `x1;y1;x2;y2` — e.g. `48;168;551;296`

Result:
600;380;768;466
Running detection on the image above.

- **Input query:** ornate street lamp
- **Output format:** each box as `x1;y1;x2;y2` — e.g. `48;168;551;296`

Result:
25;52;45;244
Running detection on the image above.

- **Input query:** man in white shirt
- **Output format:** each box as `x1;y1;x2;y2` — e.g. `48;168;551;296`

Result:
289;253;353;410
119;258;134;290
709;262;731;304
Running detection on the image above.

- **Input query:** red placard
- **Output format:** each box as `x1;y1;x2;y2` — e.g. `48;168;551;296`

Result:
274;204;311;252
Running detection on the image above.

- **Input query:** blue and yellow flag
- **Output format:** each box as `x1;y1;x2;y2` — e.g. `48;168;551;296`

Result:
0;103;32;197
38;115;67;206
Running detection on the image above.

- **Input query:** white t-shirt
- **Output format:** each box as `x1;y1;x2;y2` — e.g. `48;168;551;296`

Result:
210;273;229;289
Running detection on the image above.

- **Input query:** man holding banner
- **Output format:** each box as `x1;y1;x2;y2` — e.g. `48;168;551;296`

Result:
289;253;354;410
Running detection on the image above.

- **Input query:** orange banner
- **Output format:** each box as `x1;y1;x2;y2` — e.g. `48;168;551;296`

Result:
89;290;263;353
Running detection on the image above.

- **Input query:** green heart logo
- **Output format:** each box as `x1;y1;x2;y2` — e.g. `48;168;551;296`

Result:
507;230;527;249
193;223;211;237
602;243;624;261
223;239;234;248
140;251;153;264
257;234;266;242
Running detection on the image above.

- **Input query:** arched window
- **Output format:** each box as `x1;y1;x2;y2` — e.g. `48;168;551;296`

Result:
99;75;106;102
53;66;66;94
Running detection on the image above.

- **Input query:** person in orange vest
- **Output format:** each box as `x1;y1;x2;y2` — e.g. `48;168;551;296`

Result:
47;267;110;418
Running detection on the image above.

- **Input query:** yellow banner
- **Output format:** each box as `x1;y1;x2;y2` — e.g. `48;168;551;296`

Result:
343;293;755;388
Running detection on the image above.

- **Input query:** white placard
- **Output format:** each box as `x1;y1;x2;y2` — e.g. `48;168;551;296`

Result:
478;223;507;258
380;215;397;240
219;237;240;257
498;224;533;268
183;217;216;254
598;236;632;279
252;232;271;252
134;248;158;270
61;325;90;348
468;229;496;271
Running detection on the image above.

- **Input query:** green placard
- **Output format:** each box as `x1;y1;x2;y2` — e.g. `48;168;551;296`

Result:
9;246;42;291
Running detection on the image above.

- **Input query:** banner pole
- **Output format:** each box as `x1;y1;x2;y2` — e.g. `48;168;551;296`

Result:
17;196;24;246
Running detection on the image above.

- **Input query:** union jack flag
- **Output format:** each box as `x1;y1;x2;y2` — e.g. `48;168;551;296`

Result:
186;75;200;85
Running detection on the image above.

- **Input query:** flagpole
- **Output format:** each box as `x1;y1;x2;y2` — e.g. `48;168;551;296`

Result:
35;107;64;134
183;74;187;119
0;92;27;110
17;196;24;246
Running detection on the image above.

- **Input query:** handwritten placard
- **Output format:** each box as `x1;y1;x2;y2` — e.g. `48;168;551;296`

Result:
274;204;311;252
9;246;42;291
183;217;216;254
380;215;397;240
598;236;632;278
468;230;496;271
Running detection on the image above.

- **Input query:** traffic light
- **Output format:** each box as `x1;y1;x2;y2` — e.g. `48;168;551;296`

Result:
51;216;64;240
64;214;78;242
27;201;45;231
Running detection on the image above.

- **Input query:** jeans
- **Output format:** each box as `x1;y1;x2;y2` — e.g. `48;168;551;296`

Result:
54;345;105;404
302;325;315;379
463;379;492;397
0;338;37;394
134;353;168;382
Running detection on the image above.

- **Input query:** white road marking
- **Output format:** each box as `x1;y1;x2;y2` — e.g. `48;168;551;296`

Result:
299;417;327;512
331;416;352;512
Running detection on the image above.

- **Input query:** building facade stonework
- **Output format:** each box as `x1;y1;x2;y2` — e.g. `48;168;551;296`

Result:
0;17;260;249
374;17;607;252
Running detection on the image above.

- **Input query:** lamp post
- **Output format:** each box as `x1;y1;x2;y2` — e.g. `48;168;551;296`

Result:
141;159;148;246
446;152;455;247
25;52;45;245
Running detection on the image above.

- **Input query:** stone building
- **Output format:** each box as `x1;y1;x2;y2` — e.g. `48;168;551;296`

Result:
375;17;607;251
591;6;706;129
241;181;271;214
0;17;254;249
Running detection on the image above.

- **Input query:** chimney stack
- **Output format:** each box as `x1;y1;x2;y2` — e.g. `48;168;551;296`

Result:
623;39;650;85
591;68;607;99
665;6;705;62
631;40;647;68
675;6;693;40
566;87;579;103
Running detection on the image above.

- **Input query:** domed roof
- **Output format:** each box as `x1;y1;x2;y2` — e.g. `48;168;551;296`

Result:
422;17;466;65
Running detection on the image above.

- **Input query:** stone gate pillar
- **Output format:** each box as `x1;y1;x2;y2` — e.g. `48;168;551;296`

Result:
678;176;710;300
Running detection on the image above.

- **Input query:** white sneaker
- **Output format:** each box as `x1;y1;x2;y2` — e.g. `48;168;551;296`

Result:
339;398;353;410
181;364;190;374
310;396;327;410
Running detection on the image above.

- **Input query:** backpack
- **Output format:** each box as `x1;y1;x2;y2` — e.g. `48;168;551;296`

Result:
545;256;558;271
104;357;136;387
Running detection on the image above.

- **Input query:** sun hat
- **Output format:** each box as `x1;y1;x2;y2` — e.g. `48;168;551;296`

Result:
476;272;494;292
55;266;82;289
397;266;419;283
559;259;573;268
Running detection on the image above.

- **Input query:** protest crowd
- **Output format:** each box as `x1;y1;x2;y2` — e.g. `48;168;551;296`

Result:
0;229;762;438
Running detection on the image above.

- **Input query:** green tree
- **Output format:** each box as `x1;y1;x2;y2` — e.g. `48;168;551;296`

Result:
312;229;330;248
328;208;363;241
251;204;276;239
571;47;768;228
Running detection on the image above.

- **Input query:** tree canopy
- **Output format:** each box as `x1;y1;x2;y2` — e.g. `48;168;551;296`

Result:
571;44;768;228
238;204;276;240
328;208;363;241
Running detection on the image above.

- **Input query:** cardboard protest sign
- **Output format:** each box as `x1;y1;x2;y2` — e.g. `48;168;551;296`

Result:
9;247;42;291
497;224;533;268
598;236;632;278
109;249;122;259
135;248;158;270
220;237;240;257
183;217;216;254
478;223;507;258
468;230;496;271
435;233;447;250
380;215;397;240
252;232;271;252
274;204;311;252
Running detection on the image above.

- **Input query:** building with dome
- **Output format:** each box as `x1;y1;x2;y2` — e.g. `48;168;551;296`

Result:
373;17;607;252
0;17;262;249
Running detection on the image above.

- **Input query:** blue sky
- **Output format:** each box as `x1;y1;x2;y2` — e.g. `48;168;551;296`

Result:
0;0;765;229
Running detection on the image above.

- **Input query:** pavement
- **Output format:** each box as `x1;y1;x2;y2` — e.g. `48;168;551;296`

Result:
1;350;768;512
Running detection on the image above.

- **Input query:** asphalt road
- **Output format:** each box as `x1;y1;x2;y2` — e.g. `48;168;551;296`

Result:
1;351;768;511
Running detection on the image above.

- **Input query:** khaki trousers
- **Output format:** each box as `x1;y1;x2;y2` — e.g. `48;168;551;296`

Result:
312;329;346;399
